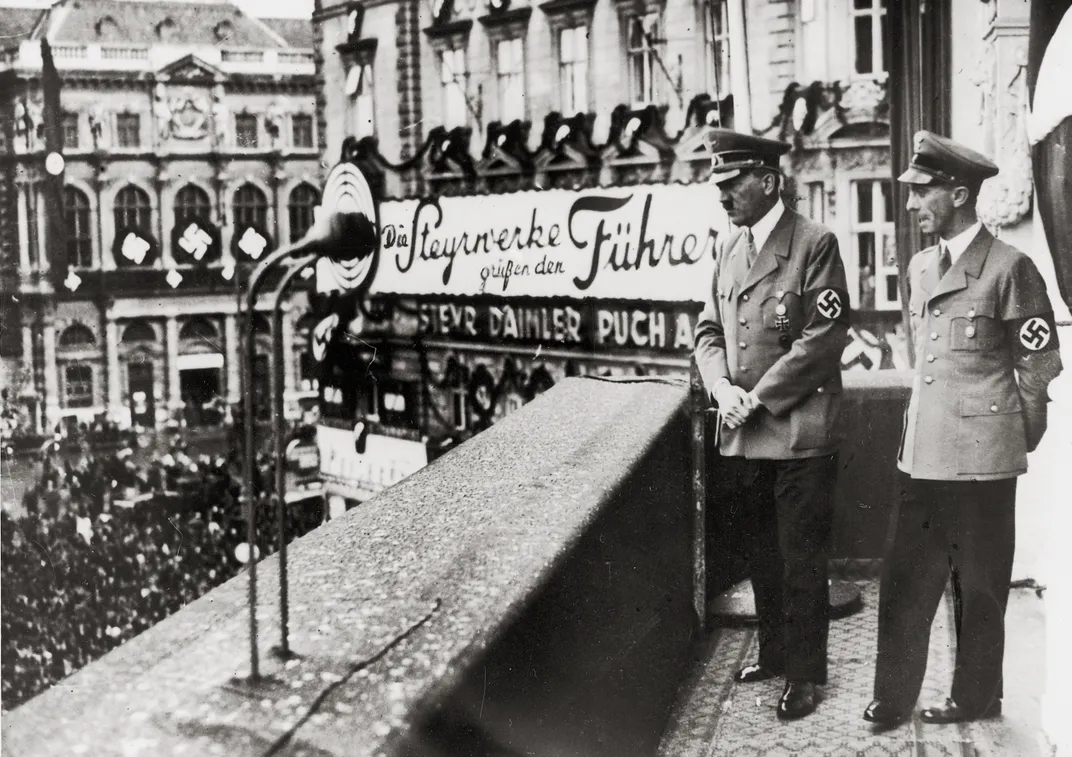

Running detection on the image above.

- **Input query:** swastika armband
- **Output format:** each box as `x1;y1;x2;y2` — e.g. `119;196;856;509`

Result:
1009;311;1059;357
805;287;851;323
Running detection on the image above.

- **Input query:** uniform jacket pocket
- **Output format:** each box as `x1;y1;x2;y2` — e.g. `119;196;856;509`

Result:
949;299;1002;351
956;393;1027;475
789;379;842;450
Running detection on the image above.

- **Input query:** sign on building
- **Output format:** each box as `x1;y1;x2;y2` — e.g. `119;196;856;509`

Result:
371;184;730;302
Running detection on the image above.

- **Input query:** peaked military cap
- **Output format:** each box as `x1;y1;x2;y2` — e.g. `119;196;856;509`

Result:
703;129;790;185
898;130;999;187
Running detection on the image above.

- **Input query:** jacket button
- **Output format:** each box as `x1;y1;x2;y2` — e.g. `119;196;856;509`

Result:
924;376;934;384
930;332;938;340
738;341;747;349
926;354;935;363
990;404;999;413
933;309;941;317
739;318;747;325
966;326;976;338
816;387;824;394
742;294;749;302
740;366;749;373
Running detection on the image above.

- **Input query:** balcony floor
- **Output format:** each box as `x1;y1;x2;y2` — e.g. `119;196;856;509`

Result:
659;575;1049;757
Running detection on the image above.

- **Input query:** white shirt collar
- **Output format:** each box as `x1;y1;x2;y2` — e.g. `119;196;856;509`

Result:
747;199;786;253
940;221;982;265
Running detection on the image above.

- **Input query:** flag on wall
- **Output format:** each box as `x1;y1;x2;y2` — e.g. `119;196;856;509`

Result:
41;38;68;286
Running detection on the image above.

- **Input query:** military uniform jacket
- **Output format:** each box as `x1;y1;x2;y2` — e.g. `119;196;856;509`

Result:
898;228;1063;481
694;208;851;459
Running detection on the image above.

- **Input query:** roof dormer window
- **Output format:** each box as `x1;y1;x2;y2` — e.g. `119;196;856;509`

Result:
156;17;176;41
95;15;121;39
214;20;234;42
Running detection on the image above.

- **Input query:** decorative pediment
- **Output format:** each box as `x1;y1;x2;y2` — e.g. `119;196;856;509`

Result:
424;19;473;51
158;54;226;83
675;93;733;162
760;79;889;148
601;104;674;162
425;125;477;179
478;7;532;41
476;120;533;175
533;111;600;172
540;0;597;29
336;37;378;64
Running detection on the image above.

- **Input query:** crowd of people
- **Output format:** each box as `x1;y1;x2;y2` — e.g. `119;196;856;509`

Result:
1;438;311;711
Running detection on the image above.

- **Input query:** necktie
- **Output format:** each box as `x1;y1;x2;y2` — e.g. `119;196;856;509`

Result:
745;229;758;269
937;244;951;279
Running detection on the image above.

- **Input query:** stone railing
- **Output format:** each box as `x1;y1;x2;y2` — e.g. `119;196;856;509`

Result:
2;371;914;755
2;377;700;756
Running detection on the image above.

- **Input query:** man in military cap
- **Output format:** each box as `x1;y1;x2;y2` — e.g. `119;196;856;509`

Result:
864;131;1063;728
694;129;850;720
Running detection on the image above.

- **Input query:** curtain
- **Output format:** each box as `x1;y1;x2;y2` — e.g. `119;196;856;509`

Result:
1028;1;1072;312
887;0;952;363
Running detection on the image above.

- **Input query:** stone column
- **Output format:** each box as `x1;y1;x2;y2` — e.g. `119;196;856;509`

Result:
36;184;49;274
20;325;39;433
42;324;60;430
166;316;182;413
282;310;296;396
16;179;30;271
106;318;122;420
225;313;240;405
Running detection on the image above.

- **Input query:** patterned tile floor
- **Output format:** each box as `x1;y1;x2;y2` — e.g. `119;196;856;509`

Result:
658;579;1049;757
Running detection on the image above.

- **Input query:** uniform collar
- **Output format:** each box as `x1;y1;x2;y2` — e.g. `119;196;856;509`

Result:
939;221;982;266
747;199;785;254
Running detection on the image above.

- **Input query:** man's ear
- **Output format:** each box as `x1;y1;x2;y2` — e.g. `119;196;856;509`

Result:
951;185;971;208
763;171;780;197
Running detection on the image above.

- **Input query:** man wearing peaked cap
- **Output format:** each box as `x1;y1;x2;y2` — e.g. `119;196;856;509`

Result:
694;128;850;720
865;131;1063;728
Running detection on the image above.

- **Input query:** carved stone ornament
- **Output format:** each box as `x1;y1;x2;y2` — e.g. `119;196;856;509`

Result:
839;78;886;115
13;97;43;152
211;85;229;149
153;83;172;142
167;87;212;140
977;47;1033;228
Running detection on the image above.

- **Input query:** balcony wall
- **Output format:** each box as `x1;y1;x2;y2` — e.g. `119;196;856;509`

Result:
2;372;913;755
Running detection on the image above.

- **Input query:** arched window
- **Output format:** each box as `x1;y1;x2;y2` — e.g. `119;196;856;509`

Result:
174;184;212;229
114;184;152;233
121;321;156;343
233;184;268;231
288;184;320;242
59;323;96;349
64;186;93;268
173;184;218;264
179;317;219;342
251;313;272;336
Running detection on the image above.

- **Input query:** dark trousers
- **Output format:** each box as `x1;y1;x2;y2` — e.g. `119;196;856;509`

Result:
873;474;1016;711
723;454;837;684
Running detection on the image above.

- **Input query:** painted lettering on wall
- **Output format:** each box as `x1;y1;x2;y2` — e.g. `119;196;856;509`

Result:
414;299;701;352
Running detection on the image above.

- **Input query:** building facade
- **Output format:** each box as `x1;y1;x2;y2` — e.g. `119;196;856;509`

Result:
0;0;321;435
307;0;903;504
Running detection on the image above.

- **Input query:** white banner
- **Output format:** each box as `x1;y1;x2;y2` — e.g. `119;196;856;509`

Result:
317;427;428;502
370;183;729;302
176;353;224;370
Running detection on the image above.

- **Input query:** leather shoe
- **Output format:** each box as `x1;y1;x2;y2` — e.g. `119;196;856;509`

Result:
920;697;1001;724
863;699;911;727
734;662;783;683
777;682;818;720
